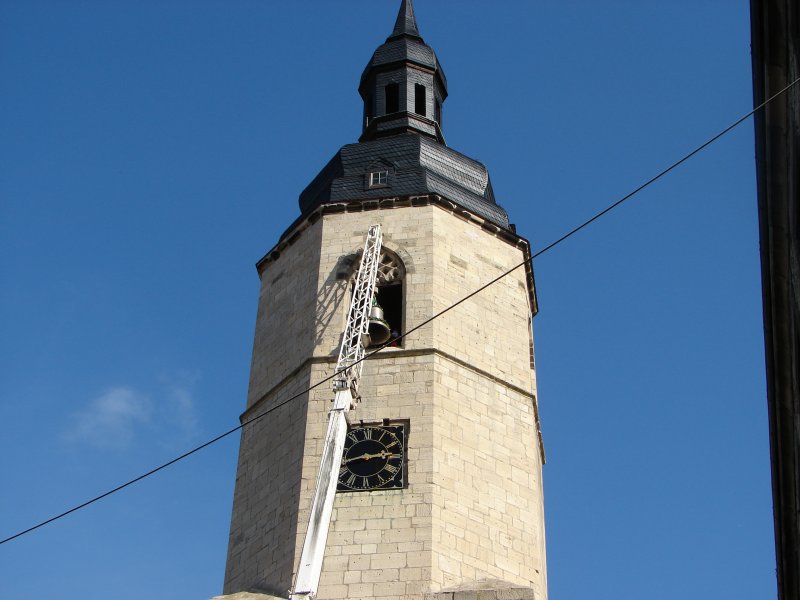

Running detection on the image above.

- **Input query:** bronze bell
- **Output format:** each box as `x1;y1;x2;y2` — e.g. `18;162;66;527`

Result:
367;300;392;346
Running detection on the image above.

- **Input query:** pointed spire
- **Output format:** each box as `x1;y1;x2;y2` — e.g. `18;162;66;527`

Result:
390;0;421;39
358;0;447;143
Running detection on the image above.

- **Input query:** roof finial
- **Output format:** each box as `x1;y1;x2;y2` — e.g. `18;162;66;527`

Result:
390;0;421;39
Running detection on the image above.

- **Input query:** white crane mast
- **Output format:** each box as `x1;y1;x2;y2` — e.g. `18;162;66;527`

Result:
289;224;383;600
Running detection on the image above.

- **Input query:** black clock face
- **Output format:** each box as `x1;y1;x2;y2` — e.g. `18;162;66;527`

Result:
338;424;405;492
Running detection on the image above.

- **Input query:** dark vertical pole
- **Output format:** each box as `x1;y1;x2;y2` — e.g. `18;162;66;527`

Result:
750;2;800;599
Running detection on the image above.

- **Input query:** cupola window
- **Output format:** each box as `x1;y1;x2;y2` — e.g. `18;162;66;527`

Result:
414;84;427;116
364;93;374;125
385;83;400;114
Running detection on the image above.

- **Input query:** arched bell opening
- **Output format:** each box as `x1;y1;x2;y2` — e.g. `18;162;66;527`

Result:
368;248;405;348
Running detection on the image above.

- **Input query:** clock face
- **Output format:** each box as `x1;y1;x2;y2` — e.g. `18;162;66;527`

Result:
338;424;405;492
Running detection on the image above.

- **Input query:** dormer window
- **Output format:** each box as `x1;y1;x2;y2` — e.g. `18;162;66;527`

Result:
369;170;389;188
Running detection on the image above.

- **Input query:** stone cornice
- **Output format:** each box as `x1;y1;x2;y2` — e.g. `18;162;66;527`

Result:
255;194;539;316
240;346;545;464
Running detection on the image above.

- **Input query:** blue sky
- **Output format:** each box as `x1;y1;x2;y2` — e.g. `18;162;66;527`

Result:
0;1;773;599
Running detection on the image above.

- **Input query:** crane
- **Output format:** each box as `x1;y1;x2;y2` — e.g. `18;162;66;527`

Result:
289;224;384;599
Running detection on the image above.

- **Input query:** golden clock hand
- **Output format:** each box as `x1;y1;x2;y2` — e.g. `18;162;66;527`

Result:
344;452;383;464
343;450;402;464
375;451;402;459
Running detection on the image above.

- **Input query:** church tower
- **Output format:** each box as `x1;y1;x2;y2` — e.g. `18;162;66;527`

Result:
220;2;547;599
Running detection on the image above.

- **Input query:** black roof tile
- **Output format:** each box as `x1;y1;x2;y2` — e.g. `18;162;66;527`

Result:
298;134;509;229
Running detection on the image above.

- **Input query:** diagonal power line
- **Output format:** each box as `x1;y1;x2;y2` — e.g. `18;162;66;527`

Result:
2;76;798;548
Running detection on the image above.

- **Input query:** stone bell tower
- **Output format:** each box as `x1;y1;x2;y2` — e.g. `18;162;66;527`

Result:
220;1;547;599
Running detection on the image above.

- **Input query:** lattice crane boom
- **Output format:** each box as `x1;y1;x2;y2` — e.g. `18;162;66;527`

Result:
333;224;383;395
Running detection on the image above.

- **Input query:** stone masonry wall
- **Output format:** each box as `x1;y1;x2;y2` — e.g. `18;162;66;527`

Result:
246;220;323;410
295;207;544;599
430;356;545;597
224;218;323;595
428;208;545;596
225;204;545;600
224;370;312;596
305;207;437;600
430;209;534;392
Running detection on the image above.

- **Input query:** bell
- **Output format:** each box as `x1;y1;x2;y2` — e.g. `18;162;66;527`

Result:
367;303;392;346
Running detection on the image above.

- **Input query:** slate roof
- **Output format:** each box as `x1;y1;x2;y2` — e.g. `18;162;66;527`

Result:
359;0;447;93
295;0;509;231
390;0;420;39
298;134;510;229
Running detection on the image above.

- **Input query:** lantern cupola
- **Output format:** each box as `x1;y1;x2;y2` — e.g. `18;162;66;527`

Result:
359;0;448;143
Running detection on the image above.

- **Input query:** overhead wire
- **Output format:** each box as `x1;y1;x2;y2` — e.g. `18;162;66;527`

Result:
2;75;798;548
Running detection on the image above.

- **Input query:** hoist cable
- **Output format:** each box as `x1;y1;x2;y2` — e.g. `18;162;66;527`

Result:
2;75;797;547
